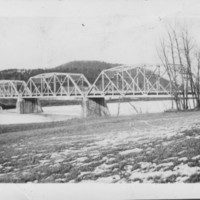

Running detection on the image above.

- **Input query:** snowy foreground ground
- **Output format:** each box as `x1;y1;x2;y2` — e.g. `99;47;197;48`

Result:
1;107;200;183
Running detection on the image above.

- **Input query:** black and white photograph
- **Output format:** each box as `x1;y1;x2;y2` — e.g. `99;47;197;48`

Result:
1;0;200;199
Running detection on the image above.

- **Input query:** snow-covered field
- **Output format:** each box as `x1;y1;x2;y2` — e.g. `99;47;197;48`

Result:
0;100;173;125
1;108;200;183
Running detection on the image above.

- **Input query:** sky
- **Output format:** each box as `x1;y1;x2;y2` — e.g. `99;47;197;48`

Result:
0;0;200;70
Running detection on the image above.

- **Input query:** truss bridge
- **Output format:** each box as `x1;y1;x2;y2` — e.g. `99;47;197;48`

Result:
0;65;172;100
0;65;174;116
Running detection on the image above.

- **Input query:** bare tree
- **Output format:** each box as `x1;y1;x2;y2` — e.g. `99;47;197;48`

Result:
194;51;200;108
158;33;182;110
158;24;200;110
172;27;188;109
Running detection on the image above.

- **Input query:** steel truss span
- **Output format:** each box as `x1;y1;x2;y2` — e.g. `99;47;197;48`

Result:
0;73;91;99
87;65;171;98
0;65;173;99
22;73;91;99
0;80;27;99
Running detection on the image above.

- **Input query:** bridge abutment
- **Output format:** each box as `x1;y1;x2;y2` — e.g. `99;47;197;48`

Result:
16;98;43;114
81;97;110;117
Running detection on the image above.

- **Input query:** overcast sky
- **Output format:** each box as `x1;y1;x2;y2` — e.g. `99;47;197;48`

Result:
0;0;200;70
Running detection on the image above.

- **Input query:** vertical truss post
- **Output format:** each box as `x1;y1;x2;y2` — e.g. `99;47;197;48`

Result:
40;78;42;96
122;70;124;93
102;73;104;92
143;67;146;93
81;76;84;91
30;81;32;94
116;73;119;90
136;68;139;93
157;66;160;95
54;74;56;95
67;76;69;95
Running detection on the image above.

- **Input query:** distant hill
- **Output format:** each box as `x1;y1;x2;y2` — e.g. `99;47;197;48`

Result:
0;61;119;84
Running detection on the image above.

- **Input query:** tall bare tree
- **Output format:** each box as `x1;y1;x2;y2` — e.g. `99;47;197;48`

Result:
158;25;200;110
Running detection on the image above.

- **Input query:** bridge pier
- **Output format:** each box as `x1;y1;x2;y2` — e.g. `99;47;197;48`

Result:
16;98;43;114
81;97;110;117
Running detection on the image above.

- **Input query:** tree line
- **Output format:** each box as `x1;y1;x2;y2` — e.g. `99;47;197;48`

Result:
0;61;118;84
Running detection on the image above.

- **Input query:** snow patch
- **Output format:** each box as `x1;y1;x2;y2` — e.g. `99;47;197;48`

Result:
39;160;50;165
93;163;115;175
174;164;200;176
51;153;61;159
129;170;176;181
119;148;143;156
96;175;120;183
76;157;88;162
139;162;156;170
178;157;188;162
163;157;178;162
192;155;200;160
157;162;174;168
54;159;65;163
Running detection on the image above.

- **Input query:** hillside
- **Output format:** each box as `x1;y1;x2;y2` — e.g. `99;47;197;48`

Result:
0;61;119;84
